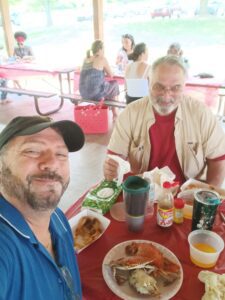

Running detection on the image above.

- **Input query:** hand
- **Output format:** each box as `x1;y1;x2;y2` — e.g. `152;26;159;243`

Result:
103;157;119;181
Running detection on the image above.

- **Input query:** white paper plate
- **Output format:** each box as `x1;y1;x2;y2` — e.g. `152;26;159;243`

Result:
69;209;110;253
102;240;183;300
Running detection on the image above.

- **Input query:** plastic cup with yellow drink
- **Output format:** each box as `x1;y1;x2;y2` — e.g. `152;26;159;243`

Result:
188;229;224;268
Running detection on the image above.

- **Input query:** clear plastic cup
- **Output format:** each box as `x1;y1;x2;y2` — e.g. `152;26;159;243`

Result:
110;199;154;222
110;202;125;222
188;230;224;268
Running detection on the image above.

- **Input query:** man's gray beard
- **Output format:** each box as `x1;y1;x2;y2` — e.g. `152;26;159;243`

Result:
151;96;178;116
0;160;69;211
153;103;176;115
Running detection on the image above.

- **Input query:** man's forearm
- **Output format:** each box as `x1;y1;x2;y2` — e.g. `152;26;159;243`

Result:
206;159;225;187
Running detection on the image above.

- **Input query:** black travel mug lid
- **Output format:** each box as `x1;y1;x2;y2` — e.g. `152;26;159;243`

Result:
122;176;150;194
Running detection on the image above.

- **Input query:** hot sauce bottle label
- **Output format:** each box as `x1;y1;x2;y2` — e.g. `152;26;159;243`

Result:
157;207;173;227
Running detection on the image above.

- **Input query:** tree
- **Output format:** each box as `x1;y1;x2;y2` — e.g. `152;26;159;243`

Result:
44;0;53;27
199;0;208;16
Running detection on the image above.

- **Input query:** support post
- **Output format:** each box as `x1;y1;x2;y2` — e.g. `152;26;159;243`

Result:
92;0;104;41
0;0;14;56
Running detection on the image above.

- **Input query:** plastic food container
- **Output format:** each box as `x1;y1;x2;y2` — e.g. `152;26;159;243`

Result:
69;209;110;253
188;230;224;268
177;191;194;219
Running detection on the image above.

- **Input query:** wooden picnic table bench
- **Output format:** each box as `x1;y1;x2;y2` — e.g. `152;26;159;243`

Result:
61;93;127;109
0;87;62;116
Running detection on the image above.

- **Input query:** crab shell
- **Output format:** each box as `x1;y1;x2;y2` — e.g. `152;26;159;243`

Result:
109;256;155;271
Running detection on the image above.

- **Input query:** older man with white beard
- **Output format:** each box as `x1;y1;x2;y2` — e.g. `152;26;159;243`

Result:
104;55;225;187
0;116;84;300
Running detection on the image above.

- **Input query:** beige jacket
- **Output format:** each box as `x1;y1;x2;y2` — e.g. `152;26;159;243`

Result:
108;96;225;180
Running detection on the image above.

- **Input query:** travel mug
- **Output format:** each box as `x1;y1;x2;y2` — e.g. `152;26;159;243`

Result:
122;176;150;232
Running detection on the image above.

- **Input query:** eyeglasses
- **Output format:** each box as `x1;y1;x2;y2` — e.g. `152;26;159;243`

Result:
152;83;183;94
60;266;81;300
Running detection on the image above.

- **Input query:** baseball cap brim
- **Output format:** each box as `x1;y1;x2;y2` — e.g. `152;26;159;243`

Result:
0;116;85;152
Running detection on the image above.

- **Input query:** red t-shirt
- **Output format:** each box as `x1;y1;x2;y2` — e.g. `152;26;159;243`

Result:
148;110;186;184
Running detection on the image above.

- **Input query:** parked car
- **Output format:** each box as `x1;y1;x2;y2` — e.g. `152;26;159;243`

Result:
150;7;172;18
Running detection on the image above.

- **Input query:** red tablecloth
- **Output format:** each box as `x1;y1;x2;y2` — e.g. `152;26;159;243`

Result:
0;62;77;80
0;63;59;80
66;195;225;300
186;77;225;89
185;77;225;107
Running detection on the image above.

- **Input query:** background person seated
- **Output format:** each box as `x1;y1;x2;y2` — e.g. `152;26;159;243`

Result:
125;42;150;104
13;31;35;89
13;31;34;62
115;33;135;73
167;42;189;70
79;40;120;119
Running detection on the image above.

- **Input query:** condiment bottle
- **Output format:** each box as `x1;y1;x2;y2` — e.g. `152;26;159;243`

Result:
173;198;185;224
157;187;174;227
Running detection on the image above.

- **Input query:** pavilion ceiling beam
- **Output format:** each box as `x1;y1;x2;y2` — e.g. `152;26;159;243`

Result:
92;0;103;41
0;0;14;56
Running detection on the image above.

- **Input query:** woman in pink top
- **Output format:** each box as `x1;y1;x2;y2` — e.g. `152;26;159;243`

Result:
116;34;135;72
125;43;150;104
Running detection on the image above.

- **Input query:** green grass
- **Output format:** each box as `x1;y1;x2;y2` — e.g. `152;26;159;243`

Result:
1;16;224;51
109;17;225;46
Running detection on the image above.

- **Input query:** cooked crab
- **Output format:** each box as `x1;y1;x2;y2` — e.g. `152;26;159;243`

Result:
109;242;181;287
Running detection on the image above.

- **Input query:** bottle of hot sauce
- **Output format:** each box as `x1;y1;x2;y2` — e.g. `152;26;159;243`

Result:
157;185;174;228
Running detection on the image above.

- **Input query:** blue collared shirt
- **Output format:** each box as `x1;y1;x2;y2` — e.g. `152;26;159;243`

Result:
0;196;82;300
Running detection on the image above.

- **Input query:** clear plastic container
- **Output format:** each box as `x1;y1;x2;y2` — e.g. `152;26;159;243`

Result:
177;191;194;219
188;230;224;268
